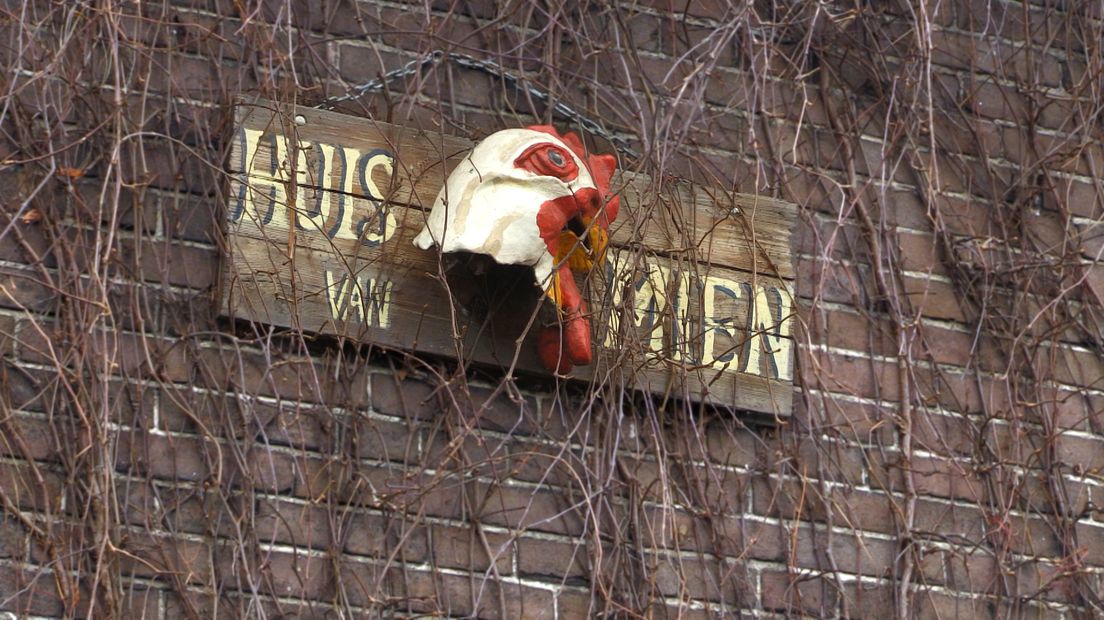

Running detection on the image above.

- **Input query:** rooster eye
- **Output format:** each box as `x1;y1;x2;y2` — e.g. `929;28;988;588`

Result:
514;143;579;181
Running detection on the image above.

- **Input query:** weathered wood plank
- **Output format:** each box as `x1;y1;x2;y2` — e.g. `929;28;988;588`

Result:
221;98;798;416
225;177;795;307
228;101;797;280
223;230;794;414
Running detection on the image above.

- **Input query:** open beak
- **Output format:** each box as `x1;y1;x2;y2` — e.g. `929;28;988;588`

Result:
545;216;610;307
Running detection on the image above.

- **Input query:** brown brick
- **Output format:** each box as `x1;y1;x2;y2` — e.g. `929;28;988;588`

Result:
944;551;1003;594
911;409;978;456
159;387;332;450
337;44;410;86
913;591;994;620
0;515;28;560
18;326;189;383
3;1;1101;616
371;372;442;419
958;0;1061;49
247;597;350;620
0;565;66;617
897;230;947;277
215;546;335;600
166;8;315;67
1056;388;1104;433
116;429;211;482
616;456;686;504
639;506;750;558
1026;472;1095;517
333;560;392;609
794;392;895;444
962;73;1080;133
929;28;1065;88
0;462;65;514
475;482;586;537
634;0;728;19
118;586;163;620
431;523;513;573
515;536;589;581
917;547;948;585
828;488;899;536
911;455;986;502
138;50;260;101
465;385;541;434
916;499;989;544
0;413;65;462
702;421;761;467
361;568;559;619
742;519;896;577
793;215;865;264
1038;344;1104;391
903;274;970;323
798;348;904;403
1055;432;1104;475
920;322;1003;371
156;189;218;243
338;509;426;562
1013;559;1091;604
119;531;213;585
0;264;55;312
133;238;219;290
556;590;595;617
1004;513;1065;558
653;554;753;603
760;570;895;616
195;347;371;408
471;440;582;489
98;281;216;337
118;478;214;535
795;256;876;308
242;498;332;550
658;603;719;619
391;0;500;20
0;212;54;268
2;374;155;427
115;427;302;492
0;313;14;357
161;588;224;620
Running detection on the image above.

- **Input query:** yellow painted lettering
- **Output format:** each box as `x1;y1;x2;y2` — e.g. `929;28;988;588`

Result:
294;142;336;233
238;128;288;227
669;271;697;363
744;285;793;380
323;268;393;328
354;150;398;247
605;258;669;354
701;275;745;371
372;280;394;328
325;269;351;320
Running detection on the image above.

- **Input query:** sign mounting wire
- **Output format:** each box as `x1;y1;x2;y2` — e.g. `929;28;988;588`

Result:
315;50;639;160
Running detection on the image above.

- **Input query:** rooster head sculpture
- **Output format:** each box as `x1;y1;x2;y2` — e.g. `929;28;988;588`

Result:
413;126;620;374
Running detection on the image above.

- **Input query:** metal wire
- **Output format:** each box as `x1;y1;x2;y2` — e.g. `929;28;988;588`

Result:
316;50;640;159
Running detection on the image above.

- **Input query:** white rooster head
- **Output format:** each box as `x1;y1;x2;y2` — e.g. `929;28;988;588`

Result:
413;125;621;373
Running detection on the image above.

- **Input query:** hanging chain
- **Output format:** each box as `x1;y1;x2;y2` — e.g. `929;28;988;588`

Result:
316;50;638;159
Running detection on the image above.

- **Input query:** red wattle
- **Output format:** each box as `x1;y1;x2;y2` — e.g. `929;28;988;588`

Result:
563;313;592;366
538;326;573;374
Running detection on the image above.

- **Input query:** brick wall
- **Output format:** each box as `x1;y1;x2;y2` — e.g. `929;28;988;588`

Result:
1;1;1102;618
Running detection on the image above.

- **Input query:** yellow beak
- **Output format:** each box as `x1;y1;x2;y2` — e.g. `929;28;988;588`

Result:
545;219;609;306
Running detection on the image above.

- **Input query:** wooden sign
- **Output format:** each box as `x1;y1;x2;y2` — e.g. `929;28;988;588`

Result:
222;99;797;416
